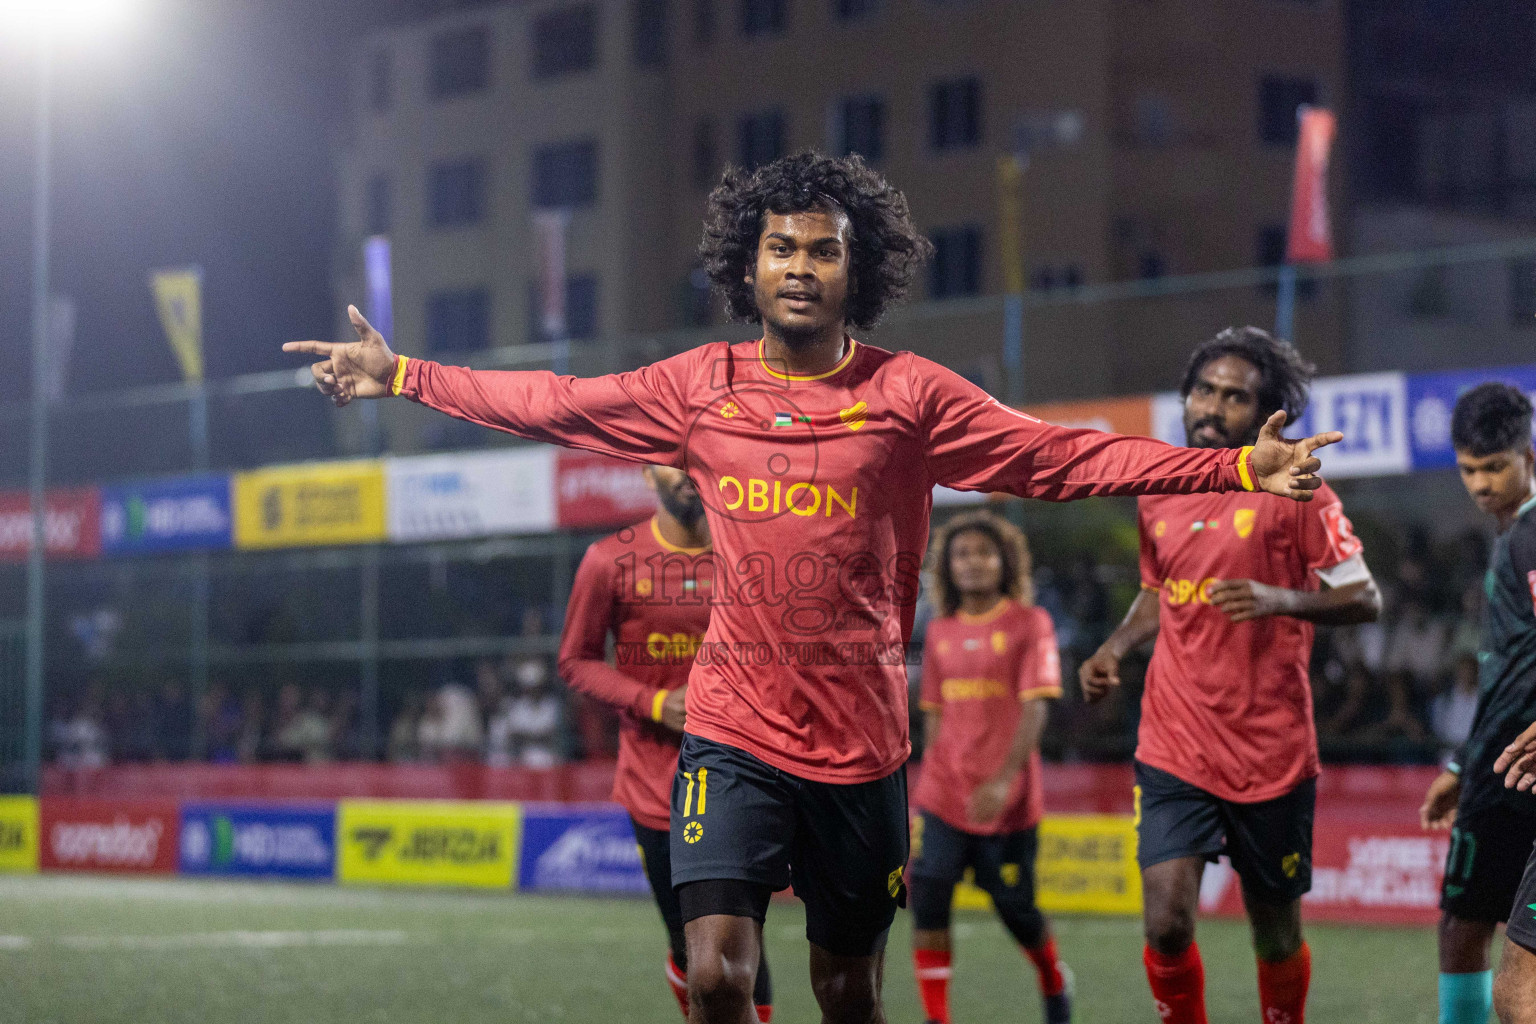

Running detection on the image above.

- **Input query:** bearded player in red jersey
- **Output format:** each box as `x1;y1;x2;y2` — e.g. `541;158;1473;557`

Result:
287;154;1344;1024
909;511;1071;1024
558;465;773;1022
1080;327;1382;1024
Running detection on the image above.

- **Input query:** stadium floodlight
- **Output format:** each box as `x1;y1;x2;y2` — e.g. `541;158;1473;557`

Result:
0;0;134;37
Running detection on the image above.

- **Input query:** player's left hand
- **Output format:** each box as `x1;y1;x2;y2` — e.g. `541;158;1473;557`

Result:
966;778;1011;825
1495;720;1536;792
1206;579;1292;623
1248;410;1344;502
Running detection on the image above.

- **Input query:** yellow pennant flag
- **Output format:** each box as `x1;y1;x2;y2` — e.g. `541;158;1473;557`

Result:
150;268;204;383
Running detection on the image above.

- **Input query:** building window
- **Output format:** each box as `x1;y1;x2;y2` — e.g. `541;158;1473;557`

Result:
930;77;981;151
633;0;668;66
692;119;717;189
832;95;884;161
694;0;714;43
1138;250;1165;280
741;0;785;35
1511;258;1536;328
1031;264;1083;292
532;140;598;208
930;226;982;298
832;0;879;20
533;6;598;78
738;110;784;171
366;50;391;112
365;175;390;236
427;289;491;352
528;275;599;341
1258;76;1317;146
427;160;485;228
429;25;490;99
1256;224;1315;297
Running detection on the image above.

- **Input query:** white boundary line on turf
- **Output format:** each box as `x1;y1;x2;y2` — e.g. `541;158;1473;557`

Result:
56;929;414;951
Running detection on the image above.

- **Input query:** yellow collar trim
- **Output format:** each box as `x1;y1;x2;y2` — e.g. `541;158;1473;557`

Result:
650;516;710;555
955;598;1012;625
757;338;857;382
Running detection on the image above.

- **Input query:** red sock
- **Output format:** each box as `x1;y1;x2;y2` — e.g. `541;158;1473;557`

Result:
754;1005;773;1023
1024;935;1067;997
1256;943;1310;1024
913;948;953;1023
1143;944;1208;1024
665;954;689;1019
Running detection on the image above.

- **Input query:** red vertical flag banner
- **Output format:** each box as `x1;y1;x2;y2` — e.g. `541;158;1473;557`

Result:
1286;107;1337;264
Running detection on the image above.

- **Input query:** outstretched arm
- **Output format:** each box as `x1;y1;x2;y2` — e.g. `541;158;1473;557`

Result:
285;306;688;466
913;357;1341;502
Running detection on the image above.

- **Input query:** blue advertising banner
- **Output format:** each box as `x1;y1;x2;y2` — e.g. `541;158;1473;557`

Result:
1407;365;1536;472
101;474;232;554
517;804;648;894
179;803;336;879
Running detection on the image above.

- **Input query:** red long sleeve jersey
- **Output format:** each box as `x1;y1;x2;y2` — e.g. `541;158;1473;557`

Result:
400;338;1254;783
557;517;709;830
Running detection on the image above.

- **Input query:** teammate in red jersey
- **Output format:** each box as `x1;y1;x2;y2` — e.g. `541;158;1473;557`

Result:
1079;327;1381;1024
287;154;1343;1024
558;465;773;1022
909;511;1070;1024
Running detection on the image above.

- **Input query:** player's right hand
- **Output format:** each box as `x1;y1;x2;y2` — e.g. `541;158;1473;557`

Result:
283;305;398;407
1495;720;1536;792
658;686;688;733
1419;769;1461;830
1078;647;1121;704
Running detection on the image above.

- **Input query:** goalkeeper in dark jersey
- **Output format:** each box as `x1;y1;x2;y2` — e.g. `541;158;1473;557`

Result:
1415;383;1536;1024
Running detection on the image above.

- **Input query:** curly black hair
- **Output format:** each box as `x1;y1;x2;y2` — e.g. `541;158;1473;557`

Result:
925;510;1033;618
699;151;934;330
1452;382;1534;456
1179;326;1316;423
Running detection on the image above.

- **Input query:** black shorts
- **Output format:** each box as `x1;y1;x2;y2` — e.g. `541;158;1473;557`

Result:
1134;760;1315;903
669;733;909;957
1440;800;1536;924
633;819;684;937
909;810;1039;898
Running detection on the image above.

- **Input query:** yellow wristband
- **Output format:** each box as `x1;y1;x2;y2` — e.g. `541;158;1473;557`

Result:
651;690;669;723
1236;445;1256;492
390;355;409;397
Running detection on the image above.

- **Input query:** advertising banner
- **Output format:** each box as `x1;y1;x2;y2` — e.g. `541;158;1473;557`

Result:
337;800;521;889
386;449;557;542
39;798;179;874
0;796;39;873
1286;107;1337;265
555;451;656;530
1292;372;1410;478
179;803;336;879
1025;395;1154;438
0;487;102;561
1408;365;1536;471
101;474;232;555
952;814;1141;916
233;460;386;550
518;804;648;894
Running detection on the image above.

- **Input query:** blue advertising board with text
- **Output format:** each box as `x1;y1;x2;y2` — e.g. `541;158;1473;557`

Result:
518;804;647;894
101;474;232;554
179;803;336;879
1407;365;1536;471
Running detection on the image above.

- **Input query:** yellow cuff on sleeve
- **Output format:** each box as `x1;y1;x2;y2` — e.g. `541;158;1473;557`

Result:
651;689;669;723
1236;445;1256;492
390;355;409;397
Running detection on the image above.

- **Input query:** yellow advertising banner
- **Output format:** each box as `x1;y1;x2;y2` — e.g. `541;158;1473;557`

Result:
954;814;1140;916
337;800;521;889
0;796;39;873
233;460;387;549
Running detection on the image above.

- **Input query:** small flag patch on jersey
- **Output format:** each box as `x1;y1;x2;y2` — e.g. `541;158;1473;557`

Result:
773;412;810;427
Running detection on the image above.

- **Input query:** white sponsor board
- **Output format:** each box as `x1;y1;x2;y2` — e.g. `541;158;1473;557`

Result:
386;449;557;542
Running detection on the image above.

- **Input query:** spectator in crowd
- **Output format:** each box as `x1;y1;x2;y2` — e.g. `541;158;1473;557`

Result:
417;679;484;762
387;693;424;763
1432;654;1481;752
199;682;245;763
57;696;109;770
490;656;564;768
271;685;333;763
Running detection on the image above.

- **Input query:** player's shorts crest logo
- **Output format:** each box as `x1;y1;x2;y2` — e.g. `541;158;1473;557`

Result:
999;862;1020;887
683;821;703;844
1281;851;1300;878
719;401;740;419
887;866;904;898
1234;509;1256;539
839;401;868;431
991;630;1007;654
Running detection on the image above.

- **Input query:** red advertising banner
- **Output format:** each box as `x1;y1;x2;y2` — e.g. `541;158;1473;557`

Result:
1286;107;1337;264
555;451;656;530
40;798;179;874
0;487;101;561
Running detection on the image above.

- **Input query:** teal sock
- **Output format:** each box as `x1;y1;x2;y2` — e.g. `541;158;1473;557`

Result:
1439;970;1492;1024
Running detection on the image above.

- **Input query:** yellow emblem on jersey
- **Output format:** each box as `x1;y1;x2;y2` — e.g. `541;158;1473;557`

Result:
991;630;1007;654
684;821;703;844
888;866;904;898
1235;508;1256;540
839;401;868;431
1154;520;1167;538
720;401;740;419
1281;851;1300;878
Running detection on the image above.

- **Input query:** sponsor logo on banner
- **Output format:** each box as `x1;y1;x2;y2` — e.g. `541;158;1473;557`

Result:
0;796;39;873
1407;365;1536;471
386;449;557;542
518;805;648;894
954;814;1140;916
1287;372;1410;479
555;451;657;530
180;804;336;879
40;799;179;874
337;800;520;889
101;475;232;554
0;488;102;561
233;460;386;549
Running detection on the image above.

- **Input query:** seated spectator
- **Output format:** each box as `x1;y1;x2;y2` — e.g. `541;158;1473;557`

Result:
57;698;108;770
1431;654;1480;751
488;657;564;768
387;693;424;763
199;683;244;763
417;681;484;763
271;685;333;763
